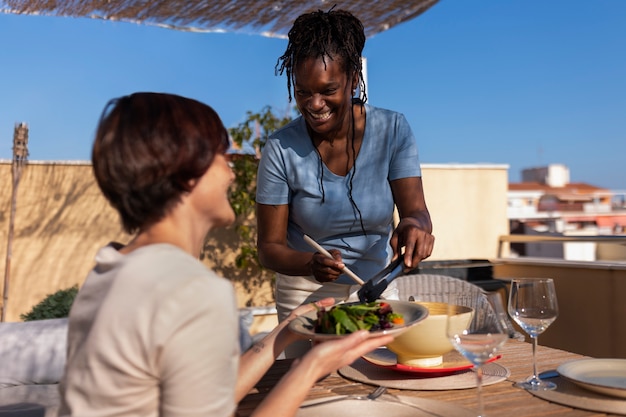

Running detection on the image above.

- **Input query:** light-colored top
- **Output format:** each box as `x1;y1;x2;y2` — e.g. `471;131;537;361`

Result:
59;243;240;417
256;104;422;284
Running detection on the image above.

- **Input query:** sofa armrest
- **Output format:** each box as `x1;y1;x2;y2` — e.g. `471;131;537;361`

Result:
0;319;68;388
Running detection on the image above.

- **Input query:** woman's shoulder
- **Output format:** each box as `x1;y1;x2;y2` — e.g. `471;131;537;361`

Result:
364;104;412;138
119;245;236;314
118;244;227;289
266;117;305;146
263;116;311;154
79;244;236;334
365;103;407;121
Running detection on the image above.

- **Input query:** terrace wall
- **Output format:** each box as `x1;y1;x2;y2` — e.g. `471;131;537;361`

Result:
0;161;509;321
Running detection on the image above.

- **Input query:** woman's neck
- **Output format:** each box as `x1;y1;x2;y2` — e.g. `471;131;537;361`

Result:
120;215;210;258
309;102;366;176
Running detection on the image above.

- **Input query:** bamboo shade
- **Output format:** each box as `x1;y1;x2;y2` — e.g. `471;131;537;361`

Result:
0;0;439;38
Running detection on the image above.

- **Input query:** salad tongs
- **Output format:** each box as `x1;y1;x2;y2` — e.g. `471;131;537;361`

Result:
357;257;405;302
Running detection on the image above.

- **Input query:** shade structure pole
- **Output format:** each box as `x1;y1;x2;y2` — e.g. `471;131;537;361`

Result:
360;57;369;102
2;122;29;322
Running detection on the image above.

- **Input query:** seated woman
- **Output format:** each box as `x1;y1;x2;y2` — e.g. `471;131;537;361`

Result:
59;92;392;417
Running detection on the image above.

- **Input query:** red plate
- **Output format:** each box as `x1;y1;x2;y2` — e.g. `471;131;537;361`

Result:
362;347;502;376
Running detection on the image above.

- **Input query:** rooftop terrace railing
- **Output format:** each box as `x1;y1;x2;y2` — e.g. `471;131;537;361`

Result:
497;234;626;258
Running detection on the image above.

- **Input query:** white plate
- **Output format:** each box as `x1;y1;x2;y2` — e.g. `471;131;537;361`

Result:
557;358;626;399
297;394;475;416
288;300;429;341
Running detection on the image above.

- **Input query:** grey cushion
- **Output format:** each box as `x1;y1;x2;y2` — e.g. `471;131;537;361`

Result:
0;319;68;388
239;308;254;352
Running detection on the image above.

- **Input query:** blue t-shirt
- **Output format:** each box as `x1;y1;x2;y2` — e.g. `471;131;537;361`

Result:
256;104;422;284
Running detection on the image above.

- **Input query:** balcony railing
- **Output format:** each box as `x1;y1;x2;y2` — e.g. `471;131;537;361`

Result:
497;234;626;258
492;236;626;359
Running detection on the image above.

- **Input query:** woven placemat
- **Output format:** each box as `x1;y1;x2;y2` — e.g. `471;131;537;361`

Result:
339;357;509;390
529;376;626;415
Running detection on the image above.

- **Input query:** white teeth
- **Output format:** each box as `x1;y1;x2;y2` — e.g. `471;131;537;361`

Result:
309;111;331;120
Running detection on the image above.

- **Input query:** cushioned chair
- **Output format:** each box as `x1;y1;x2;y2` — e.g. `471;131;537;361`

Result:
0;318;67;416
0;310;258;416
396;273;486;303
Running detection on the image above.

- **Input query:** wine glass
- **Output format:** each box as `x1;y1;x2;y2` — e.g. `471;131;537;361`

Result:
485;291;526;341
446;292;508;417
507;278;559;390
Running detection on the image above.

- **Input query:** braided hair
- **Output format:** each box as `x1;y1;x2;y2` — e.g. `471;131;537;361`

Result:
276;8;368;235
275;8;367;104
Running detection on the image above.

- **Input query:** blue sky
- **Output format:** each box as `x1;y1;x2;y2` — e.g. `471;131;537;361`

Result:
1;0;625;190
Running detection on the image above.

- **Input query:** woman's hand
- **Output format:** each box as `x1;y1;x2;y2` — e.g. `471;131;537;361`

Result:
254;328;393;416
309;250;345;283
277;297;337;347
295;330;394;381
390;217;435;270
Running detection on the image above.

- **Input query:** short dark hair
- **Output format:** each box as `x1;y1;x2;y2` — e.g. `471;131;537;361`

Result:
92;92;230;234
276;8;367;103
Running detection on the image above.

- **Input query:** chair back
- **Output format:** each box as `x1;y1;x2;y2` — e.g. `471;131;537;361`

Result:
396;274;497;325
395;273;524;339
396;273;485;303
397;273;493;327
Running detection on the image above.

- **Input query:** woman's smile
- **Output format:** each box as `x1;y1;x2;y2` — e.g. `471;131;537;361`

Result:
307;110;331;121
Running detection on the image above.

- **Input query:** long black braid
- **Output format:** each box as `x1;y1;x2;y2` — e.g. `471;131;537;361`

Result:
276;8;367;234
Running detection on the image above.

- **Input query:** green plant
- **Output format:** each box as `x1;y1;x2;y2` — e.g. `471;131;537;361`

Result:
202;106;293;271
20;284;79;321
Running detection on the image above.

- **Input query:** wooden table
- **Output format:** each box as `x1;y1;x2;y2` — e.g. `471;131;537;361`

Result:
237;339;625;416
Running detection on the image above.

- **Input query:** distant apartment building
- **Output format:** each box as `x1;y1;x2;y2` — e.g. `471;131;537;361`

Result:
507;164;626;260
508;164;625;233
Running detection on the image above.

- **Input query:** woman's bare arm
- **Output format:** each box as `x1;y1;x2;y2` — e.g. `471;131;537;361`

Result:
390;177;435;269
256;203;345;282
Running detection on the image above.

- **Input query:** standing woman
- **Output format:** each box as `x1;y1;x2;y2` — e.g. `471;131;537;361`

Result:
256;9;435;340
59;92;393;417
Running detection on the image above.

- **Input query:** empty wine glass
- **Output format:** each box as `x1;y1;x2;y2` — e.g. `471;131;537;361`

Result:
507;278;559;390
447;293;508;417
485;291;526;341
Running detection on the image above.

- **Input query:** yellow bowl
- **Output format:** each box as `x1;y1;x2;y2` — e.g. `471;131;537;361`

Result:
386;302;473;367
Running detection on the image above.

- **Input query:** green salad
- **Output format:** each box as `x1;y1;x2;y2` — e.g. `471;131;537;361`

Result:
314;301;404;335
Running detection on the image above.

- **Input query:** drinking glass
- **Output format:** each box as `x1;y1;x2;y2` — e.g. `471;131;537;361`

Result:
485;291;526;341
446;293;508;417
507;278;559;390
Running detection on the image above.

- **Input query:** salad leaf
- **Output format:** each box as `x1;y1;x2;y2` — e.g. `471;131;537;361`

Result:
314;301;403;335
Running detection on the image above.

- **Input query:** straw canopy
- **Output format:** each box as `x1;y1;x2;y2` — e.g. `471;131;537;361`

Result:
0;0;439;38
